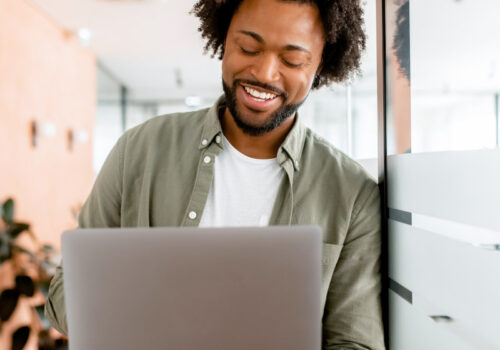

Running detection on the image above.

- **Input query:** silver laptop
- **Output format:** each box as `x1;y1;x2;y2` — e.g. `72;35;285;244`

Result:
62;226;322;350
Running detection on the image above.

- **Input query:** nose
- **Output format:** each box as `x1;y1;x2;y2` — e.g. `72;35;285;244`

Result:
250;53;280;84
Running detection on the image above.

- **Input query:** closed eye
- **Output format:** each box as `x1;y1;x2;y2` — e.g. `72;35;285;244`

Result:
282;59;303;68
240;47;259;55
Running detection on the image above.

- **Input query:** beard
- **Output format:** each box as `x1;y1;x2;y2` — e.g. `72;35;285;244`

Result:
222;78;306;136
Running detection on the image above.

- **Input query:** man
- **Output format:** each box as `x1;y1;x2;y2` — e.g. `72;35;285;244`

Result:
46;0;384;348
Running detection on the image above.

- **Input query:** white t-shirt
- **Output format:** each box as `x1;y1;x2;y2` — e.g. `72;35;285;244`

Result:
199;135;284;227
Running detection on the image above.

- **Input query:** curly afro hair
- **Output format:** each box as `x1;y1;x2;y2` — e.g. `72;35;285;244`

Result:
191;0;366;89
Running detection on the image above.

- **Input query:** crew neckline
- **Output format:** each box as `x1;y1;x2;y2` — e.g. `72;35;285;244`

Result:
222;135;278;165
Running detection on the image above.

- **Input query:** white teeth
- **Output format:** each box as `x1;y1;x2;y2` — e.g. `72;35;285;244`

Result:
243;86;277;101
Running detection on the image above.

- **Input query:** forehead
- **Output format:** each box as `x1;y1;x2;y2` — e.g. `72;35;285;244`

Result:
229;0;325;48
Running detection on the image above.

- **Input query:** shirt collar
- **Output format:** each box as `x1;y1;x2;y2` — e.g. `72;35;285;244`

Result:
277;111;306;171
200;95;307;171
199;95;225;150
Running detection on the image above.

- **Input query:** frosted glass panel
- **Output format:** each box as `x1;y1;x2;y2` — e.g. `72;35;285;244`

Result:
387;149;500;231
389;220;500;349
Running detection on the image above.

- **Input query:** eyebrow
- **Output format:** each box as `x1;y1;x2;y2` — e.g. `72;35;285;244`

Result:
238;30;311;54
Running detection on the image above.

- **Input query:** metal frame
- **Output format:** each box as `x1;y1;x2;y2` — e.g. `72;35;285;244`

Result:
120;85;128;133
376;0;390;347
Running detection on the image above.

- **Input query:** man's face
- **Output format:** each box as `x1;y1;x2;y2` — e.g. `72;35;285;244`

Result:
221;0;325;136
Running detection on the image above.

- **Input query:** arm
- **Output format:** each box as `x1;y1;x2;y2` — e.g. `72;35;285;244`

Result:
322;183;385;349
44;136;125;335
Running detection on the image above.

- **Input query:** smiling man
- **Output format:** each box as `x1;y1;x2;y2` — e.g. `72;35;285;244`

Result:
46;0;384;348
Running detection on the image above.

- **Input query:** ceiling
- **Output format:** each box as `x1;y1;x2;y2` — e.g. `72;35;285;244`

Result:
31;0;224;101
27;0;500;102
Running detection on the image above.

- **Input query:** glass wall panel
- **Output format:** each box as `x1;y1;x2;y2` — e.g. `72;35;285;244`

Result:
385;0;500;155
382;0;500;348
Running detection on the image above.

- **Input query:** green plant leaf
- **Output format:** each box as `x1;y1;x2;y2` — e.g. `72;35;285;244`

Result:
6;223;30;239
42;244;54;252
35;304;52;331
2;198;14;223
15;275;35;297
37;280;51;297
0;289;20;321
0;232;12;263
12;326;30;350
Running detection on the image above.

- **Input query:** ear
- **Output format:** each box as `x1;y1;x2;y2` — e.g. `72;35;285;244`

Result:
312;59;323;87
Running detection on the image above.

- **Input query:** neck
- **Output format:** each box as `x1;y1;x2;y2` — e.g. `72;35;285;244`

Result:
221;107;295;159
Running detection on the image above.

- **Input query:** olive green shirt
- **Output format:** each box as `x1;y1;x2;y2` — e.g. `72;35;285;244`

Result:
46;97;384;349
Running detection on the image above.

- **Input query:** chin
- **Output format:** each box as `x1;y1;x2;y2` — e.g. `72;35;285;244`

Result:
236;103;276;126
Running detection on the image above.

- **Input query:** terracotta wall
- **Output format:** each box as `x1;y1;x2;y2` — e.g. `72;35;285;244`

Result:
0;0;96;249
0;0;96;347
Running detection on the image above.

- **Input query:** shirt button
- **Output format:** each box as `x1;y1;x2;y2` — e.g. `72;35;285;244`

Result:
201;139;208;146
188;211;197;220
203;156;211;164
215;135;221;144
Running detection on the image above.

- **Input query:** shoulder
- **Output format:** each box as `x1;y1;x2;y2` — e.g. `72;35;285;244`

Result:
294;126;379;239
110;107;209;168
300;126;379;216
302;127;377;186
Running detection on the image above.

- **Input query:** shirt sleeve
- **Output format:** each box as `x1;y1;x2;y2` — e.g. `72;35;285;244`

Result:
322;182;385;350
44;135;125;335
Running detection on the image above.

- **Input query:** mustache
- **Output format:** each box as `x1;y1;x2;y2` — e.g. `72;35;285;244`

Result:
234;79;287;98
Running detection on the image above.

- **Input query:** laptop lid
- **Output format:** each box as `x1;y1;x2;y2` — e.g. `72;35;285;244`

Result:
62;226;322;350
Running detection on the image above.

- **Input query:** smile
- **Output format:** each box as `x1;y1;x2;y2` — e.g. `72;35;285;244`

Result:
242;86;279;102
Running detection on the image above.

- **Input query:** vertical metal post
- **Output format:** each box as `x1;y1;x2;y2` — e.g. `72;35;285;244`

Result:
120;85;128;133
495;93;499;147
376;0;389;347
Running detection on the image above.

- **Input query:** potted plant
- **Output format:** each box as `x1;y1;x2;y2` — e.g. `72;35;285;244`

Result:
0;198;67;350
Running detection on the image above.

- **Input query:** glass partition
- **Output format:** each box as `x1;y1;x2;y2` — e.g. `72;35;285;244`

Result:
385;0;500;155
381;0;500;349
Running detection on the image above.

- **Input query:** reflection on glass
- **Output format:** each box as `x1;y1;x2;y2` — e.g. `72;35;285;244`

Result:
386;0;411;155
387;0;500;153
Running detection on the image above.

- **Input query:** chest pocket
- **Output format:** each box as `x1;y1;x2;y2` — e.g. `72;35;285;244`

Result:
321;243;343;311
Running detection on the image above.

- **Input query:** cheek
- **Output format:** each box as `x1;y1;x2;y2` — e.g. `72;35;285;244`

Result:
221;56;231;83
286;72;315;100
221;49;246;83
